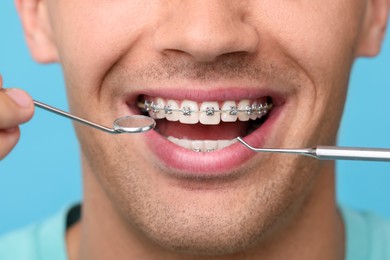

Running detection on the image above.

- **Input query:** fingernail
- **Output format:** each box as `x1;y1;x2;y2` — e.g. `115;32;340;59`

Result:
5;89;32;108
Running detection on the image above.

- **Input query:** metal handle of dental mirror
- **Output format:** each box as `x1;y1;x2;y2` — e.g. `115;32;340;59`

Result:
33;100;156;134
237;137;390;162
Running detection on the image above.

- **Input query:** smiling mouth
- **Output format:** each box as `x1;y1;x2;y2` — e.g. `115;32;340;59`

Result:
137;95;273;153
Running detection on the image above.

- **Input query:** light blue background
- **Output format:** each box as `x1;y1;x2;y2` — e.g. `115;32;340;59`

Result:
0;2;389;235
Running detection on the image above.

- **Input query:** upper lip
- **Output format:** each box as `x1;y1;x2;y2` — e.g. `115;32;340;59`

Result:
125;84;288;110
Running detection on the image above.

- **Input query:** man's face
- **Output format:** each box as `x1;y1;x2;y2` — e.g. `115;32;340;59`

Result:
42;0;367;254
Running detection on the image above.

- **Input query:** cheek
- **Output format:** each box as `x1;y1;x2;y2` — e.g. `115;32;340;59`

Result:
259;1;364;144
47;1;159;110
256;0;364;87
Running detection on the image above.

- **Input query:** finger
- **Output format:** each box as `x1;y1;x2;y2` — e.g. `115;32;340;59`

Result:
0;88;34;129
0;127;20;160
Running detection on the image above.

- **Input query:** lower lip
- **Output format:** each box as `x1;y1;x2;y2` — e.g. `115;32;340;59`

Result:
144;107;282;176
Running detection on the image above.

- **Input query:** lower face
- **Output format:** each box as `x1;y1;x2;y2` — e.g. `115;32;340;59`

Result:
46;0;364;255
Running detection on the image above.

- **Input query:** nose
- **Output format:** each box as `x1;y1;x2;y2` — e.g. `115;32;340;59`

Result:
153;1;260;62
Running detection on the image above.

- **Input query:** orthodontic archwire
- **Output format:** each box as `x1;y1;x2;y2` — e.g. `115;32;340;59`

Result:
138;100;273;116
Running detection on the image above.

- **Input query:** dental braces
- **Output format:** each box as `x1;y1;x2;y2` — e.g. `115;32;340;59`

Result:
193;148;215;153
139;101;273;116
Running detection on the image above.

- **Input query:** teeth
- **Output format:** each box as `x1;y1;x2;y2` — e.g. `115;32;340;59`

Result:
180;100;199;124
204;140;218;152
199;102;220;125
191;140;204;152
250;102;257;120
165;100;180;121
237;100;250;121
140;97;272;125
218;139;237;149
167;136;192;149
155;98;166;119
221;101;238;122
167;136;238;152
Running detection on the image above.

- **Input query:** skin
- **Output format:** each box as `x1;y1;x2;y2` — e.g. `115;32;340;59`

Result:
1;0;388;259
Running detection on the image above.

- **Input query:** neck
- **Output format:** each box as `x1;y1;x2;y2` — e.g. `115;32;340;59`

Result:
68;161;345;260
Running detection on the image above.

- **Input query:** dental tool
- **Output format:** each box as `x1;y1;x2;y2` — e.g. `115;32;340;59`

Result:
237;137;390;162
33;100;155;134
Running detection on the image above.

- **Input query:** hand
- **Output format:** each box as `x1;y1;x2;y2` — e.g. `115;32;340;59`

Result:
0;75;34;160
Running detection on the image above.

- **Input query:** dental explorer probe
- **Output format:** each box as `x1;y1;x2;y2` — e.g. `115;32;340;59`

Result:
237;137;390;162
33;100;156;134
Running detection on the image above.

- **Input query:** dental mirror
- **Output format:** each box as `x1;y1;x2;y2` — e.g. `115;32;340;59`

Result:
33;100;156;134
113;115;156;133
